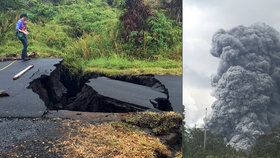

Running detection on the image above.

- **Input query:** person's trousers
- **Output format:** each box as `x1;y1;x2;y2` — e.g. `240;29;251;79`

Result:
20;35;28;60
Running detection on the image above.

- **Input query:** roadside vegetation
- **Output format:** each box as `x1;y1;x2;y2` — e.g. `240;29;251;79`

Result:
0;0;182;75
54;121;172;158
184;128;247;158
124;111;182;135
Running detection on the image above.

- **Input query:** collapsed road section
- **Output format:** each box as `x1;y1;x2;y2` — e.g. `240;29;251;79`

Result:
0;59;183;117
65;76;172;112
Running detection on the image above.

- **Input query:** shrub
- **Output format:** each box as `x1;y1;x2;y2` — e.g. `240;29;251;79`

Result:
160;0;182;23
118;0;182;59
120;0;152;46
30;3;57;23
184;128;246;158
0;12;17;42
0;0;22;11
124;112;182;135
146;11;181;53
58;12;84;38
57;2;119;38
107;0;125;8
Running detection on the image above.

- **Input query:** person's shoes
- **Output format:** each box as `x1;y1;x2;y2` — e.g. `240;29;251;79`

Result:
22;58;31;61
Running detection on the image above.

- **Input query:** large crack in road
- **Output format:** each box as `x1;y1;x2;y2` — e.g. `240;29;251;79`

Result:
29;63;174;113
0;59;183;118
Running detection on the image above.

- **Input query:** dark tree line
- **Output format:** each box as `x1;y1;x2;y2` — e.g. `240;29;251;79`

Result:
161;0;182;23
0;0;22;11
184;125;280;158
120;0;152;46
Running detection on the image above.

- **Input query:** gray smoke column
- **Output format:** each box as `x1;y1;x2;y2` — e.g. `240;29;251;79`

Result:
206;23;280;150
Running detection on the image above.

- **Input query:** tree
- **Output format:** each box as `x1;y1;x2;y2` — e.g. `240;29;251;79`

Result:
120;0;152;46
0;0;22;11
160;0;182;23
184;128;246;158
250;125;280;158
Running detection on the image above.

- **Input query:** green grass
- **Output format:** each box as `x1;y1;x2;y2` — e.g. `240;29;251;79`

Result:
85;55;182;75
0;0;182;75
123;112;183;135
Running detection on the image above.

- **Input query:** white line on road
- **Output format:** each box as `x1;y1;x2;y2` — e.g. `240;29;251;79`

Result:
0;60;17;72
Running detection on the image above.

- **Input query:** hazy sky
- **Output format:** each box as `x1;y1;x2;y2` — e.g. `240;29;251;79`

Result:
183;0;280;127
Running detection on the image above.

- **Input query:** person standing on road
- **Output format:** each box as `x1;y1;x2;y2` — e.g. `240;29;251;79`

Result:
16;13;30;61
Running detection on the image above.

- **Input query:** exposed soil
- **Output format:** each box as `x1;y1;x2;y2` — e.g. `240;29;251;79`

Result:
0;52;37;62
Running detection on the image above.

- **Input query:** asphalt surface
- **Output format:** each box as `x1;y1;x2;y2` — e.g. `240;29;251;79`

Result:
155;75;183;113
0;59;182;117
87;77;168;110
0;118;70;158
0;59;62;118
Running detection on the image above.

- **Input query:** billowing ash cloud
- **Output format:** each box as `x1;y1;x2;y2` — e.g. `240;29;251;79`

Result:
206;23;280;150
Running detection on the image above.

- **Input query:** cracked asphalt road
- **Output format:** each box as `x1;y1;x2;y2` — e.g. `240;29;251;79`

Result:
0;59;62;118
155;75;183;113
0;59;183;157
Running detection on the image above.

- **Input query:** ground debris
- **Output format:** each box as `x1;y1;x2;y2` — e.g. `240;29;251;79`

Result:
0;113;182;158
0;52;37;62
0;90;9;97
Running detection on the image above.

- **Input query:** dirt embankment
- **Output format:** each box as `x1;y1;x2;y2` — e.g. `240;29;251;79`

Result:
0;112;182;158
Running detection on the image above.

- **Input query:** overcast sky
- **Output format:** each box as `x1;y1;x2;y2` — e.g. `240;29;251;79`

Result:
183;0;280;127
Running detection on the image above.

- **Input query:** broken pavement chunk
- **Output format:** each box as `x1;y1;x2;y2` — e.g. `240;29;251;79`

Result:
0;90;9;97
66;77;173;112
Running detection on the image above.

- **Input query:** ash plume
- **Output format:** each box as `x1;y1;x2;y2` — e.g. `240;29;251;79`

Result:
206;23;280;150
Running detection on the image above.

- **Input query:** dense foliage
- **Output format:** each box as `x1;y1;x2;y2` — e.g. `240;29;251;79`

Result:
160;0;182;23
184;125;280;158
184;128;246;158
0;0;182;74
250;125;280;158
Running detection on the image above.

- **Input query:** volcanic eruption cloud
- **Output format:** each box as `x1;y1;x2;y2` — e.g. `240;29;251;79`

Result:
206;23;280;150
